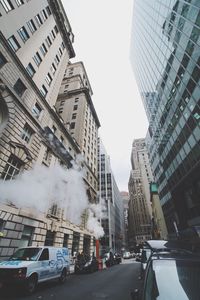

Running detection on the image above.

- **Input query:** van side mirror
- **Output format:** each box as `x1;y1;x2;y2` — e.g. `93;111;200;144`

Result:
130;289;140;300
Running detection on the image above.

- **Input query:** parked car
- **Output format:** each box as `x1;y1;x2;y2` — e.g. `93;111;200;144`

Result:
123;251;131;259
130;252;136;258
131;240;199;300
103;252;115;267
74;254;99;274
114;253;122;264
131;251;200;300
135;251;142;262
0;246;70;294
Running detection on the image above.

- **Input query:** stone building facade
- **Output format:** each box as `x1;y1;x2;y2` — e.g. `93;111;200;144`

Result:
128;139;152;249
55;61;101;203
0;0;96;260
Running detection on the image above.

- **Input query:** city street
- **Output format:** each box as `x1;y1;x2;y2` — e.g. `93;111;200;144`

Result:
0;259;141;300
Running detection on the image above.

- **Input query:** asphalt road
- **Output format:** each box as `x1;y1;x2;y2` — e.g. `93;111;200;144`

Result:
0;259;141;300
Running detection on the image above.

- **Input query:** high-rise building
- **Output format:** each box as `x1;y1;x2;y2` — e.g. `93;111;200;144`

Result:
128;139;152;248
0;0;95;260
131;0;200;234
120;191;129;250
98;138;125;253
55;61;101;203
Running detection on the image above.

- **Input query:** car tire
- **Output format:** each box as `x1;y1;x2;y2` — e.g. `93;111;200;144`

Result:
26;274;38;294
59;268;67;283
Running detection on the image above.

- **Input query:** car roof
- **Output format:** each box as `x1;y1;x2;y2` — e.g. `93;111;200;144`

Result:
151;251;200;262
145;239;194;252
145;240;167;250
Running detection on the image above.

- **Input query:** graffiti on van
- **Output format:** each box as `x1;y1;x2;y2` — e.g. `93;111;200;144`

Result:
0;261;22;266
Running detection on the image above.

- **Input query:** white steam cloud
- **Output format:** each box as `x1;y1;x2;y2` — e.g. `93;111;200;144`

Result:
87;203;105;239
0;162;104;238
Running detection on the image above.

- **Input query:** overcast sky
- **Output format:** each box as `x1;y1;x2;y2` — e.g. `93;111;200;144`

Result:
62;0;148;192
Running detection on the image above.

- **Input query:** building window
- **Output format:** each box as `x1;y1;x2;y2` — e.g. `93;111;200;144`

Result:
40;84;48;97
0;52;7;68
54;54;60;65
7;35;20;52
35;13;43;27
52;125;56;133
49;203;58;216
40;43;48;56
13;78;27;97
54;25;58;34
75;97;79;103
70;122;75;129
15;0;24;6
0;0;14;12
59;47;62;57
45;72;52;86
32;102;42;118
41;9;47;21
18;26;30;43
51;29;56;40
21;123;34;143
45;231;55;246
18;226;33;248
33;51;42;66
61;42;65;50
0;219;4;233
73;105;78;111
27;19;37;33
46;6;51;16
43;147;51;163
63;234;69;248
26;62;36;77
72;113;76;119
1;154;24;180
46;35;52;47
60;136;64;144
50;63;56;75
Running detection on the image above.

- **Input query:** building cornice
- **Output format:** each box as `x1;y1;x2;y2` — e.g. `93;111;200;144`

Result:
67;61;93;95
48;0;75;59
59;88;101;128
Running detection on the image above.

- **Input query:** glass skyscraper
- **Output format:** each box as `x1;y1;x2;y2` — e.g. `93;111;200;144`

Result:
131;0;200;234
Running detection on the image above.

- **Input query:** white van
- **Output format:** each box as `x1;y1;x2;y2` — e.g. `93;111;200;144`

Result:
0;246;70;294
123;251;131;259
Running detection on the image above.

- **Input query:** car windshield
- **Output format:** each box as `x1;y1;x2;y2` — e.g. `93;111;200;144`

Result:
145;259;200;300
9;248;41;261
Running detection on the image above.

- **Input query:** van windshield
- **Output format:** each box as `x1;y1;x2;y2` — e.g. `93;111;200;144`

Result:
9;248;41;261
